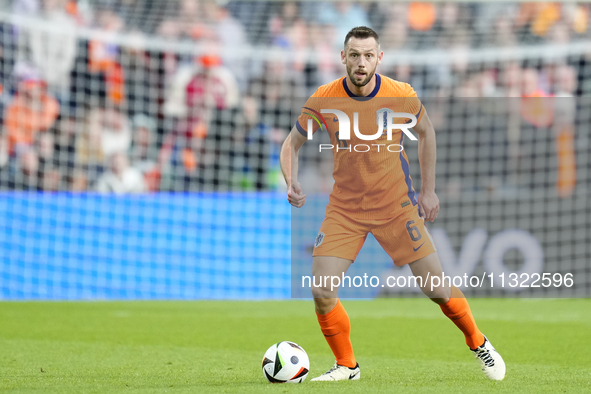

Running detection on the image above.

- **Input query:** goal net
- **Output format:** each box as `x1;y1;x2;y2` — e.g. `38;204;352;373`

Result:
0;0;589;299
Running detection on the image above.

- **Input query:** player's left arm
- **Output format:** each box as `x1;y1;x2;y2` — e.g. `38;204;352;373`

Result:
413;108;439;222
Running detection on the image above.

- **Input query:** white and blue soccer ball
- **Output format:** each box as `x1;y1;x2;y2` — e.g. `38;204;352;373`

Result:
262;341;310;383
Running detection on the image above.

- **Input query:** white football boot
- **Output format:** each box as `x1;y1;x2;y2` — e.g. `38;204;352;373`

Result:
310;362;360;381
471;335;506;380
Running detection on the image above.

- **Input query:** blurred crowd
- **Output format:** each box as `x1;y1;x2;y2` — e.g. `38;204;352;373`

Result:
0;0;588;193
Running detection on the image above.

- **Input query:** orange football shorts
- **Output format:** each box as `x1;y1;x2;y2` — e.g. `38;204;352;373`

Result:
312;204;436;266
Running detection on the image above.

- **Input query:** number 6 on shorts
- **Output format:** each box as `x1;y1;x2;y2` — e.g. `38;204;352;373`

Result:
406;220;422;242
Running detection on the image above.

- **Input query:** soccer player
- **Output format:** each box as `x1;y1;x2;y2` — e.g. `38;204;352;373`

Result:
279;26;505;381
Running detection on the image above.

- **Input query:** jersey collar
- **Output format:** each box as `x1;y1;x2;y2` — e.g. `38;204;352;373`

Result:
343;73;381;100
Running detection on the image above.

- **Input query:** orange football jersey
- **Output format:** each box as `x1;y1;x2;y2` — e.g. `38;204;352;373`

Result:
296;74;425;220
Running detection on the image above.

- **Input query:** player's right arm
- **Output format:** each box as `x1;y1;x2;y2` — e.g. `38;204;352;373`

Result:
280;127;308;208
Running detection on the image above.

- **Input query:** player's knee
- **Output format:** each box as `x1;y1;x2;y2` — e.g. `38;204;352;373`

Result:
311;282;338;313
313;297;338;315
310;285;337;300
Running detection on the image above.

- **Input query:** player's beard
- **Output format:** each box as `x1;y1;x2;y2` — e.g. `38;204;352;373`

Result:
347;65;376;88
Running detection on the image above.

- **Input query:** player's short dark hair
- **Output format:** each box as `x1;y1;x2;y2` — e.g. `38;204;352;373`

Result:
344;26;380;49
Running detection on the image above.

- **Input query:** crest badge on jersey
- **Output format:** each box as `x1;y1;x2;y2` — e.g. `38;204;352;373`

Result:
377;108;395;135
314;232;325;248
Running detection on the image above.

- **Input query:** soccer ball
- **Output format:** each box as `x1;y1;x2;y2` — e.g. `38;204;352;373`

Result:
261;341;310;383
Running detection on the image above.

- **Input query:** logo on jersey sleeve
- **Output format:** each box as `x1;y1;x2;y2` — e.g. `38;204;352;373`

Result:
314;232;325;248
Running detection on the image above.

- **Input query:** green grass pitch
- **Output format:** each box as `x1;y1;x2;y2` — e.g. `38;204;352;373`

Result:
0;298;590;393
